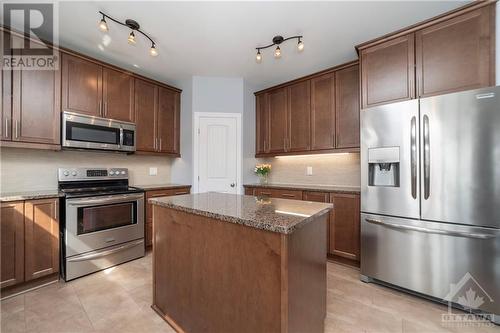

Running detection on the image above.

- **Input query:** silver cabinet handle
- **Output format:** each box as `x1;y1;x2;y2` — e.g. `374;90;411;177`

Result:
98;101;102;116
14;120;19;139
67;239;144;262
154;138;157;151
410;116;417;199
423;115;430;200
159;138;162;151
4;118;8;138
365;218;496;240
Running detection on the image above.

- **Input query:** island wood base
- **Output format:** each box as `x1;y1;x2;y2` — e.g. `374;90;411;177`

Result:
152;206;327;333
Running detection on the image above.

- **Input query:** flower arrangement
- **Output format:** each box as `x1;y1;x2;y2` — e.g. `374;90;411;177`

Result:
255;164;271;184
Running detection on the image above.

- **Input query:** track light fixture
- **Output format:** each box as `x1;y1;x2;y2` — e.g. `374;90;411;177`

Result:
255;35;304;63
97;11;158;57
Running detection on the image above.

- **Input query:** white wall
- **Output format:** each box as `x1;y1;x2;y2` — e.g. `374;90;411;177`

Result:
243;81;258;185
192;76;244;114
0;148;173;192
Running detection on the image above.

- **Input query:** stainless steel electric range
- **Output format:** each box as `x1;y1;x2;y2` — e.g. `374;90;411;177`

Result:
58;167;145;281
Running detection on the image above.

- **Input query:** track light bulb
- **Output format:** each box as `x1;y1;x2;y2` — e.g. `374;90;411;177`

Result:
256;50;262;63
274;46;281;58
98;17;108;32
150;43;158;57
297;39;304;51
128;31;136;45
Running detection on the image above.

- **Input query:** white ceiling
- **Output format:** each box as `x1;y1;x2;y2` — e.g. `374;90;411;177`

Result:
7;1;468;90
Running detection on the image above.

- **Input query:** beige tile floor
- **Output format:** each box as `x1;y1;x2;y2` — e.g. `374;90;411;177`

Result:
1;252;499;333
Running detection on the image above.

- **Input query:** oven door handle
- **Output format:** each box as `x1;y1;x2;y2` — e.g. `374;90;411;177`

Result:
67;239;144;262
67;193;144;207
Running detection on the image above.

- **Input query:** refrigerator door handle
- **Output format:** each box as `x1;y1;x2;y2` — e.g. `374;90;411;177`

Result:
410;116;417;199
423;115;430;199
365;218;496;239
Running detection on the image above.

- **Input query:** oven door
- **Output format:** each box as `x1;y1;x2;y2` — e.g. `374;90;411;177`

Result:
62;112;136;152
65;192;144;257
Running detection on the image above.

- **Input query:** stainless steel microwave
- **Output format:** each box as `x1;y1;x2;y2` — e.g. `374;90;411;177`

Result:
62;112;136;152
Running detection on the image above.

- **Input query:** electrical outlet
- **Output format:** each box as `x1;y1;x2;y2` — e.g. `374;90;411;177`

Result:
306;166;313;176
149;167;158;176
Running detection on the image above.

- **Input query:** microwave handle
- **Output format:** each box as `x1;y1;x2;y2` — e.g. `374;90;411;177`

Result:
119;127;123;148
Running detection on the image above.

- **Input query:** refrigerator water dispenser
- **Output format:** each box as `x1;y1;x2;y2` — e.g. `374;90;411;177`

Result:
368;147;400;187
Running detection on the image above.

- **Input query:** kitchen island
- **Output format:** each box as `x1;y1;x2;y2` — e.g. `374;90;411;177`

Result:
150;192;332;333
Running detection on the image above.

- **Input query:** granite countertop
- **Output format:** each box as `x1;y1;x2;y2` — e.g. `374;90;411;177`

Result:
243;183;360;194
0;189;64;202
149;192;332;234
132;183;192;191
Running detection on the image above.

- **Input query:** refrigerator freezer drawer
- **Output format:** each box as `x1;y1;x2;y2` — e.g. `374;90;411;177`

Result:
361;213;500;317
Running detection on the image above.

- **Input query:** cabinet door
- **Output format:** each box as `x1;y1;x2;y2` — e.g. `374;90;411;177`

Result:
303;191;329;203
61;53;102;117
24;198;59;281
135;79;158;152
255;93;269;154
157;87;179;154
335;65;360;149
415;6;494;98
360;34;415;109
102;68;134;122
244;187;255;196
12;47;60;145
267;88;288;153
329;194;360;261
1;202;24;288
287;81;311;152
1;31;12;141
311;73;335;150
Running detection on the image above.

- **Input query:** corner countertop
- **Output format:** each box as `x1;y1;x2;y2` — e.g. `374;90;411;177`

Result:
149;192;332;235
132;183;192;191
243;183;360;194
0;189;64;202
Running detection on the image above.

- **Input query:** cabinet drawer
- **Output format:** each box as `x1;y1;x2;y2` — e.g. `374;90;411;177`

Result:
254;188;302;200
303;191;329;203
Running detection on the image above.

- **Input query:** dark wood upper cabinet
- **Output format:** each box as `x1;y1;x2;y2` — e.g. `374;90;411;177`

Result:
311;73;335;150
135;78;157;152
415;6;494;98
335;65;360;149
11;51;60;145
360;34;415;109
1;202;24;289
267;88;288;153
255;93;269;154
287;81;310;152
329;193;360;261
102;68;135;122
157;87;180;154
61;53;102;117
24;198;59;282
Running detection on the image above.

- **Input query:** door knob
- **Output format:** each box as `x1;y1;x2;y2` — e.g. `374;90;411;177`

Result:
230;183;236;188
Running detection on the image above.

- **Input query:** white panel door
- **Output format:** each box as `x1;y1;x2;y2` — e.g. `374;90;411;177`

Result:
198;116;238;194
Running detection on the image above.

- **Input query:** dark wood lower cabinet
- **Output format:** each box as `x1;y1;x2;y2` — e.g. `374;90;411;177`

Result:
145;187;191;247
0;202;25;288
24;199;59;281
245;186;361;266
329;193;360;263
0;198;59;292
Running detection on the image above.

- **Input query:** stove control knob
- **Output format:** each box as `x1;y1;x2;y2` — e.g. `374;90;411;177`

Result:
121;171;126;175
109;171;115;175
71;171;77;176
63;171;69;176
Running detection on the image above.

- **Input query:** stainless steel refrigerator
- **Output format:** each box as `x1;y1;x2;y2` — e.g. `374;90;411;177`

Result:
360;86;500;324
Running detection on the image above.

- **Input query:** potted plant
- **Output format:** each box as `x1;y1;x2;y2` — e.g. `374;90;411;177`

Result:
255;164;271;184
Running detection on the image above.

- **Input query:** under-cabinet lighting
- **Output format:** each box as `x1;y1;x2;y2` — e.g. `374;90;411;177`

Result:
275;153;350;159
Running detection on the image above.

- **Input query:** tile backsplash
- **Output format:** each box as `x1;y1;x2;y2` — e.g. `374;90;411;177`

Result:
0;148;173;192
258;153;360;187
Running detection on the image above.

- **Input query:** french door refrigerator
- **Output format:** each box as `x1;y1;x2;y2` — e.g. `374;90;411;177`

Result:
360;86;500;324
